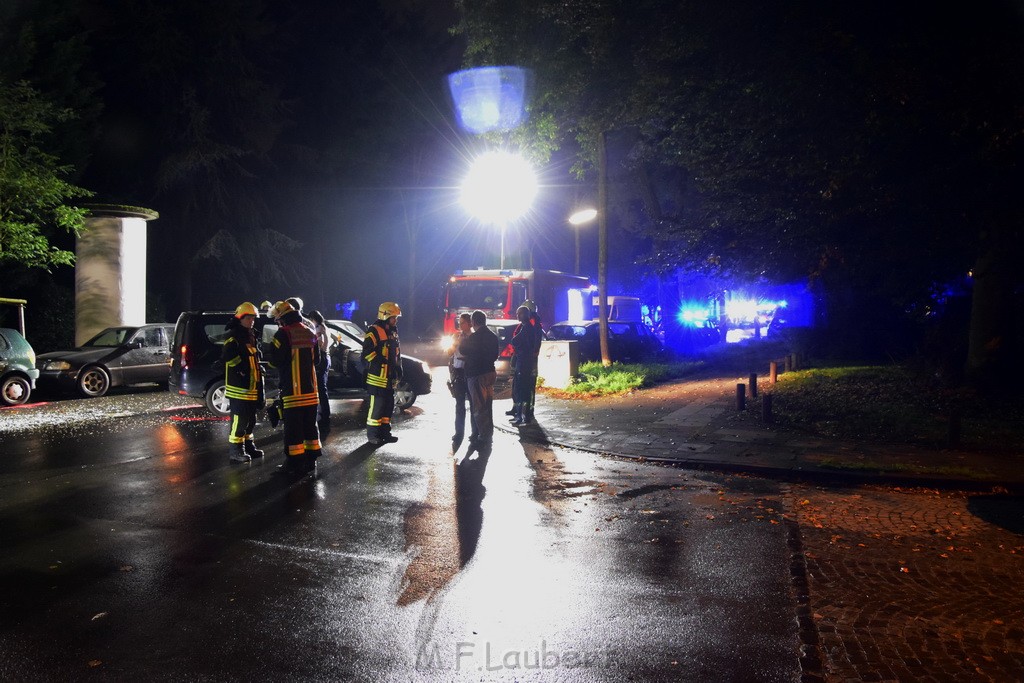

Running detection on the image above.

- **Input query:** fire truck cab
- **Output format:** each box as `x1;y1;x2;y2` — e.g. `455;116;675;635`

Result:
441;269;590;334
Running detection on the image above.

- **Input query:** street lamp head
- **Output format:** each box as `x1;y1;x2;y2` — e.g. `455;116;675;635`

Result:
568;208;598;225
460;151;538;224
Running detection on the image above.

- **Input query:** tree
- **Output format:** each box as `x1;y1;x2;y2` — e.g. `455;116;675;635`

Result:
0;80;92;272
454;0;1024;379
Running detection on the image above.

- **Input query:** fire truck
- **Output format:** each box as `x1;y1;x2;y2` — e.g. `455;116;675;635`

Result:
440;269;591;334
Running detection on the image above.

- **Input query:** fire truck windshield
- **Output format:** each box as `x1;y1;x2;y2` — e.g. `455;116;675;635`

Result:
447;281;509;309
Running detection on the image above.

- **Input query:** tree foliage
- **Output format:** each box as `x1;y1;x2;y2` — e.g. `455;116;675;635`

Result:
455;0;1024;373
0;80;92;271
455;1;1023;284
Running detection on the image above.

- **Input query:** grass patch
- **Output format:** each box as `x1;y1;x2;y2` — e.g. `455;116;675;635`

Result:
553;360;703;397
768;365;1024;450
816;457;992;479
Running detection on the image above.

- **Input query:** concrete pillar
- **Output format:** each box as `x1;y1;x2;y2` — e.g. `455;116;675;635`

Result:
75;205;159;346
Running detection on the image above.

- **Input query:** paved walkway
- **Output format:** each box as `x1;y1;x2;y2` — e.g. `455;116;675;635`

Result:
494;372;1024;492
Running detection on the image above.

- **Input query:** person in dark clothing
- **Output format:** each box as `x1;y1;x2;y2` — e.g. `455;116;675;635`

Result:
220;302;265;463
459;309;499;449
307;309;332;432
508;304;542;426
363;302;403;445
446;312;474;451
268;300;321;476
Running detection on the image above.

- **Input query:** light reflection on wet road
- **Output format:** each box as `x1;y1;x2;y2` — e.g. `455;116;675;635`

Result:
0;382;800;681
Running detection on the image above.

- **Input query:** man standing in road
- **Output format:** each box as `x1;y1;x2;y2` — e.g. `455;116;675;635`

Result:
220;301;265;463
446;312;474;451
363;302;403;446
459;310;499;450
268;300;322;476
508;303;542;426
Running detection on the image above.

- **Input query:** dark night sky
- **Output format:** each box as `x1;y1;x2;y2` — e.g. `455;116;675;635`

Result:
7;0;1023;344
56;0;606;335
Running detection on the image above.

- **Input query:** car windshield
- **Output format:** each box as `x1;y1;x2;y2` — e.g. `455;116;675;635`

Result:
447;281;508;309
547;325;588;340
83;327;137;347
327;320;363;350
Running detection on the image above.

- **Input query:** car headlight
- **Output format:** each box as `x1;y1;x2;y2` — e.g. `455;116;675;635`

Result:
44;360;72;371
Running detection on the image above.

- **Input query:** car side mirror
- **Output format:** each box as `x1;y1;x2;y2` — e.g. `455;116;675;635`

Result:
127;340;143;349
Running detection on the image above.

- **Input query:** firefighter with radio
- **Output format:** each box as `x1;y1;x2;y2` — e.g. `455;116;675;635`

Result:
268;300;322;476
221;302;265;463
363;302;403;445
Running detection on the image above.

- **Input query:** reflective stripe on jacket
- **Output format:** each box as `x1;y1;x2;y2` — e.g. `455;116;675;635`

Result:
221;325;263;401
270;319;319;409
362;321;401;392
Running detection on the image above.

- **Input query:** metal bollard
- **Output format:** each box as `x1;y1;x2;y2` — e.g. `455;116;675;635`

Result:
784;355;792;373
762;393;773;423
749;373;758;398
770;361;778;384
736;383;746;410
790;352;799;371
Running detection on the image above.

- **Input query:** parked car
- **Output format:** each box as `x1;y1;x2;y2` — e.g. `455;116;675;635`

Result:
36;324;174;397
0;327;40;406
487;320;520;381
169;311;431;416
545;320;663;363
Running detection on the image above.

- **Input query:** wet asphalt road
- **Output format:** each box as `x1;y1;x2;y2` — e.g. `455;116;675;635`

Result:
0;381;800;681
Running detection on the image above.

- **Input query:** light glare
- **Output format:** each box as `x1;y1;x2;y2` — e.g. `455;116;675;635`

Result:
461;152;538;224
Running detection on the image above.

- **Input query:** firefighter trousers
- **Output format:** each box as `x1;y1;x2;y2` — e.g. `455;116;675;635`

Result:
228;398;260;444
366;390;394;439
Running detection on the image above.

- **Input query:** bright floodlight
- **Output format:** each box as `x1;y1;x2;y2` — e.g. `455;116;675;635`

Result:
568;208;598;225
460;151;538;224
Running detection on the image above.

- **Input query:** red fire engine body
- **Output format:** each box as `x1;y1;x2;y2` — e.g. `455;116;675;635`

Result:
441;269;590;335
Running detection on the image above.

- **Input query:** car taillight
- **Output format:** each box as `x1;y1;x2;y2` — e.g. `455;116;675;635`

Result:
180;344;191;369
499;343;514;358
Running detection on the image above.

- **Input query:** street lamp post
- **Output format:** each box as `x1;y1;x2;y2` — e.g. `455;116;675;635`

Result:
568;207;597;275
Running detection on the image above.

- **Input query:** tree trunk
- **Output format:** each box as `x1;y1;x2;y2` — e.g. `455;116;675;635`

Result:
966;222;1019;393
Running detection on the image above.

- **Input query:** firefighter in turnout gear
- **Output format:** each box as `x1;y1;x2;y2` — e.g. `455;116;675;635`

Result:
221;302;265;463
268;300;322;475
363;302;403;445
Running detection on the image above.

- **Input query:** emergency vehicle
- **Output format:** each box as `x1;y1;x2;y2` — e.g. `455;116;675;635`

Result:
440;269;590;334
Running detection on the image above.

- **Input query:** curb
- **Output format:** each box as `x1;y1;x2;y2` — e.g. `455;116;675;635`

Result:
497;422;1024;494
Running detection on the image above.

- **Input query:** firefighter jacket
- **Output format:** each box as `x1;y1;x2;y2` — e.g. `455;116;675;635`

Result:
362;320;401;393
220;319;264;402
269;311;320;409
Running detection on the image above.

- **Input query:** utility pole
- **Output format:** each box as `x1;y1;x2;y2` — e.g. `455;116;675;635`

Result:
598;130;611;367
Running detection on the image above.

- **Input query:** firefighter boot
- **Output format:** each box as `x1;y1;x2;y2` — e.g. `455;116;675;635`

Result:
229;443;251;463
505;404;519;416
243;439;264;459
303;450;319;474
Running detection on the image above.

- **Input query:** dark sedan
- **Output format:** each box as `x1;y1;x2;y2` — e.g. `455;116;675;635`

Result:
545;320;663;363
36;324;174;397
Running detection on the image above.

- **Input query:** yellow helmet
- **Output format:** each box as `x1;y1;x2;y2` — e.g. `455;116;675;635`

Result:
268;300;295;319
234;301;258;318
378;301;402;319
259;300;272;312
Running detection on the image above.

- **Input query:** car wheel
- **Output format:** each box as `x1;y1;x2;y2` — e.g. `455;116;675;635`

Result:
205;380;230;416
1;375;32;406
393;380;417;412
78;366;111;398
